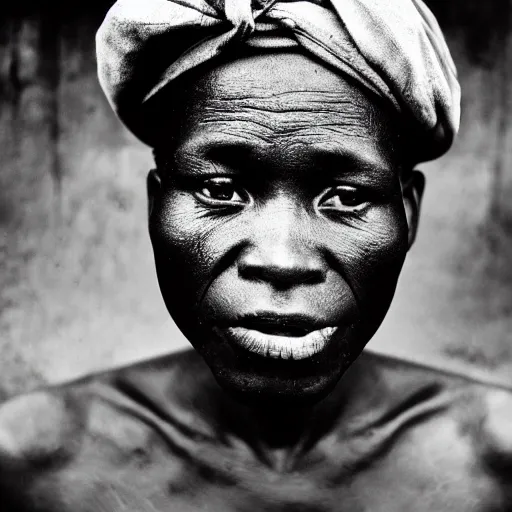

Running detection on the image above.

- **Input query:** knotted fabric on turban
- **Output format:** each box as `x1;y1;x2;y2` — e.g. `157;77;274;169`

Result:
96;0;461;161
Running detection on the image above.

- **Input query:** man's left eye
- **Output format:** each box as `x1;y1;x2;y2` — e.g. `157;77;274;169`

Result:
318;187;368;212
197;177;246;204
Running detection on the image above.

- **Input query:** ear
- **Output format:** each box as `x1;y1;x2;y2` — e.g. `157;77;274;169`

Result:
402;170;425;249
147;168;162;220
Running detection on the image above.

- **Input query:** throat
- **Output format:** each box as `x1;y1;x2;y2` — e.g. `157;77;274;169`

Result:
224;398;340;471
215;359;380;470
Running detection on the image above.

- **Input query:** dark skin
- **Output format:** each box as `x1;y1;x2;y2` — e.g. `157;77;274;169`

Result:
149;51;419;406
1;51;512;511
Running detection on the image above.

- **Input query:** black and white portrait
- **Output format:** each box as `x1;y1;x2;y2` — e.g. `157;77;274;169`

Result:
0;0;512;510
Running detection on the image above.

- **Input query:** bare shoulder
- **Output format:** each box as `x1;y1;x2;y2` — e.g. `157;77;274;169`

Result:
0;352;206;511
479;387;512;471
0;349;199;466
0;387;85;466
363;353;512;464
0;385;88;511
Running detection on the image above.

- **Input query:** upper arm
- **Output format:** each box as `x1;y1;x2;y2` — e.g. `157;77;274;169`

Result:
0;390;84;511
476;389;512;509
481;390;512;471
0;390;82;462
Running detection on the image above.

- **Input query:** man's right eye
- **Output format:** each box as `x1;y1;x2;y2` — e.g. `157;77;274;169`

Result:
196;177;247;205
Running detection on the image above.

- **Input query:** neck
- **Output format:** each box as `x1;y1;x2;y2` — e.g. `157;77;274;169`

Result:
216;362;373;470
234;401;322;445
163;349;379;471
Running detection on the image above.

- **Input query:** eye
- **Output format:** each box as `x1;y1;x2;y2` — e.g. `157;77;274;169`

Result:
318;186;369;212
196;177;246;205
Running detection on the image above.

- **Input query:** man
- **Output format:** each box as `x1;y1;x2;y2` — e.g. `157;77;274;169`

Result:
1;0;511;510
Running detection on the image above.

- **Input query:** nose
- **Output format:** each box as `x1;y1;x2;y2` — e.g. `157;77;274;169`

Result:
238;203;327;288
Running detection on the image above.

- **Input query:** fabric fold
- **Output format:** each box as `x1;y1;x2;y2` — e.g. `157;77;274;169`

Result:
96;0;460;161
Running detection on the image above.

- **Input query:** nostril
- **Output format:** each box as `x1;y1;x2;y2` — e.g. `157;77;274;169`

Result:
238;262;326;287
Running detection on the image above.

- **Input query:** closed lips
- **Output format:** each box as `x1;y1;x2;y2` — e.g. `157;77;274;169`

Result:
215;323;337;360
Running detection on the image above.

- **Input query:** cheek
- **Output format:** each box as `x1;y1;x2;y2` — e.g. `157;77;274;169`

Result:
327;203;408;315
150;192;243;304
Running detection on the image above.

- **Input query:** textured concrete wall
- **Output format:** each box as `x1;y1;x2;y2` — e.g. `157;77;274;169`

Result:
0;1;511;398
0;4;188;399
372;0;512;386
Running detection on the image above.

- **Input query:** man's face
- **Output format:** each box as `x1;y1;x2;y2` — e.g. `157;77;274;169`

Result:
148;51;421;404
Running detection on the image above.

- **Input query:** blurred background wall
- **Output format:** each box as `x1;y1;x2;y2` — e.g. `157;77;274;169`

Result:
0;0;511;399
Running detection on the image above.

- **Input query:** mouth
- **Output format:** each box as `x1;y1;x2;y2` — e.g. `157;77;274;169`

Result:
214;313;337;360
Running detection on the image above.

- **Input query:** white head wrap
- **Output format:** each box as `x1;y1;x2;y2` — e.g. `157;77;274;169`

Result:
96;0;460;161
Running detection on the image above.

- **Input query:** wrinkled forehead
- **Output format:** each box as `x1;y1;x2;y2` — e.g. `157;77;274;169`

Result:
150;50;407;170
180;51;387;128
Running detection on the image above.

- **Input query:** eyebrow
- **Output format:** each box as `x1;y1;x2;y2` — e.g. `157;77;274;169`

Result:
173;136;396;184
306;148;393;178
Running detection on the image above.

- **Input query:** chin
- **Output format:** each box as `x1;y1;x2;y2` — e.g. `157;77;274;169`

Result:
215;370;341;409
198;332;361;408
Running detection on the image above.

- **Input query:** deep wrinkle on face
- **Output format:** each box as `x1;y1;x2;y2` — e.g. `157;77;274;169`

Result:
149;51;417;404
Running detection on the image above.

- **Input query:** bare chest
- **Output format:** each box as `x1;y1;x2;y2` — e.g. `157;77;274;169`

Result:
37;411;505;512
